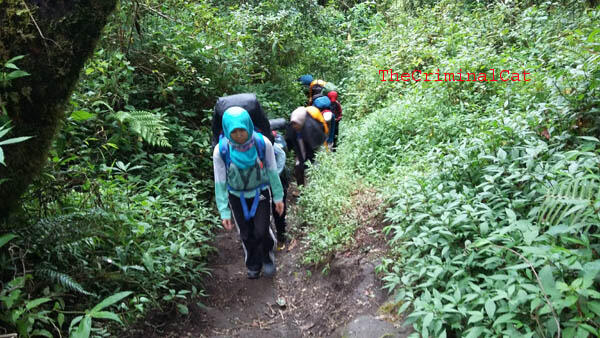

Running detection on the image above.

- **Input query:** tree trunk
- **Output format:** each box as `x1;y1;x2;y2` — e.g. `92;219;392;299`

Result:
0;0;118;219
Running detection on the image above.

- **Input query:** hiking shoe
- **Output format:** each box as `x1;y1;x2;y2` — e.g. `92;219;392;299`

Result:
276;242;286;251
276;233;287;251
263;262;276;277
247;269;260;279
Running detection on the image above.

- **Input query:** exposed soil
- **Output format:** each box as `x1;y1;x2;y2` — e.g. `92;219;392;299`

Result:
127;185;410;337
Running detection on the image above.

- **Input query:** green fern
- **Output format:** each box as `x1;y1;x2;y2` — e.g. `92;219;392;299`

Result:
113;110;171;147
35;268;96;296
538;178;599;227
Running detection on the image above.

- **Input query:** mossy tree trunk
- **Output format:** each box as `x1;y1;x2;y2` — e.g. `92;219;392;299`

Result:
0;0;118;219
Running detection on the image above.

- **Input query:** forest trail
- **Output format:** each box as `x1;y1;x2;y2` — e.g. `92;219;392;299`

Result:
130;187;412;337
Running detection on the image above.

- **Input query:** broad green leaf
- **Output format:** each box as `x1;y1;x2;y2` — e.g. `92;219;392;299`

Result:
505;208;516;223
497;148;507;161
0;233;17;248
492;313;514;327
578;136;600;142
25;297;51;310
451;214;468;226
588;28;600;42
583;260;600;288
91;311;123;324
546;225;570;236
465;326;484;338
484;299;496;318
71;110;96;121
504;263;530;270
0;136;33;146
177;304;189;315
467;311;483;324
73;315;91;338
587;301;600;316
397;301;411;314
580;323;599;336
538;265;558;297
5;55;25;64
6;70;30;80
90;291;132;313
31;329;53;338
69;315;83;332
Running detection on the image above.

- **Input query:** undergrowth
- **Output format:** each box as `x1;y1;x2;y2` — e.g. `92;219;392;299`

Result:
300;0;600;336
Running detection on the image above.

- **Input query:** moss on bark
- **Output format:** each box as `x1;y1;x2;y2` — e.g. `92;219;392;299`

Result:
0;0;118;218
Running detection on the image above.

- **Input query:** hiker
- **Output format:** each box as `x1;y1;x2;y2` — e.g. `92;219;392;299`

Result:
321;108;334;151
285;106;328;187
313;96;333;150
271;130;290;248
308;79;327;105
213;106;284;279
286;107;311;187
327;90;342;151
298;74;313;100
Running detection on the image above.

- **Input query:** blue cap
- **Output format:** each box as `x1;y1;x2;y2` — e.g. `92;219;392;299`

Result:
298;74;313;85
313;96;331;110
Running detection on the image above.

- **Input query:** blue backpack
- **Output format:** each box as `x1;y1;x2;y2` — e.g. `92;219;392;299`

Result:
218;132;267;221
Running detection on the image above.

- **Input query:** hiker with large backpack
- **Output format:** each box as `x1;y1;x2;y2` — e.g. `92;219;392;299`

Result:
285;106;328;187
327;91;342;151
213;106;284;279
313;96;333;150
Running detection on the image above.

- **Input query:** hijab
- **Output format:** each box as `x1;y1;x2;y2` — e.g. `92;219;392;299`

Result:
290;106;307;127
222;106;257;170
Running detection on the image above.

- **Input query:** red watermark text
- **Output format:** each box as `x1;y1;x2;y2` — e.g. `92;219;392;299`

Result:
378;69;531;82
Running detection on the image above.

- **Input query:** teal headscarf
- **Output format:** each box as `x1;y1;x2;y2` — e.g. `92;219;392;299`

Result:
222;106;257;170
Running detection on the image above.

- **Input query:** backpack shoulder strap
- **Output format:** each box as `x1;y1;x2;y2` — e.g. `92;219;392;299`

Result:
253;132;266;163
218;134;231;169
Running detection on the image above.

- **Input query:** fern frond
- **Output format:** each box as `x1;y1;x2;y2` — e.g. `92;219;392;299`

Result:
113;110;172;147
538;178;599;227
35;268;96;296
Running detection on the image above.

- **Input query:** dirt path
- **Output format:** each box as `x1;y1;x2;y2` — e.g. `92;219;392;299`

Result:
129;189;412;337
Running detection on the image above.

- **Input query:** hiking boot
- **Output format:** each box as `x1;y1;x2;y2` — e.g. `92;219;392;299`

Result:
262;262;276;277
276;233;287;251
247;269;260;279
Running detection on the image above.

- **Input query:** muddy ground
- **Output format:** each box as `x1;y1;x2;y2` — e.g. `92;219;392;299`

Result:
128;188;412;337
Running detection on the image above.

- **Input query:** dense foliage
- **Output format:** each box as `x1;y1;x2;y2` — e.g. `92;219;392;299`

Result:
301;0;600;336
0;0;355;336
2;0;599;336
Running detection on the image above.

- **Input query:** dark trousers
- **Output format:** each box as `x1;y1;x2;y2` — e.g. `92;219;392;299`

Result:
333;120;340;151
272;170;289;239
294;160;305;186
229;189;275;272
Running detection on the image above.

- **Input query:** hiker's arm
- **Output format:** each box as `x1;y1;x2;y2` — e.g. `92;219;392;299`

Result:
213;146;231;220
263;137;284;203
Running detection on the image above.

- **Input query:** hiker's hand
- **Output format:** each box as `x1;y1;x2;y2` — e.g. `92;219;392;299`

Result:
222;218;234;231
275;201;284;216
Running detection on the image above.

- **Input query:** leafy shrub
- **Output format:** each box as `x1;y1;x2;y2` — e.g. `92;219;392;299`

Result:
300;0;600;336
